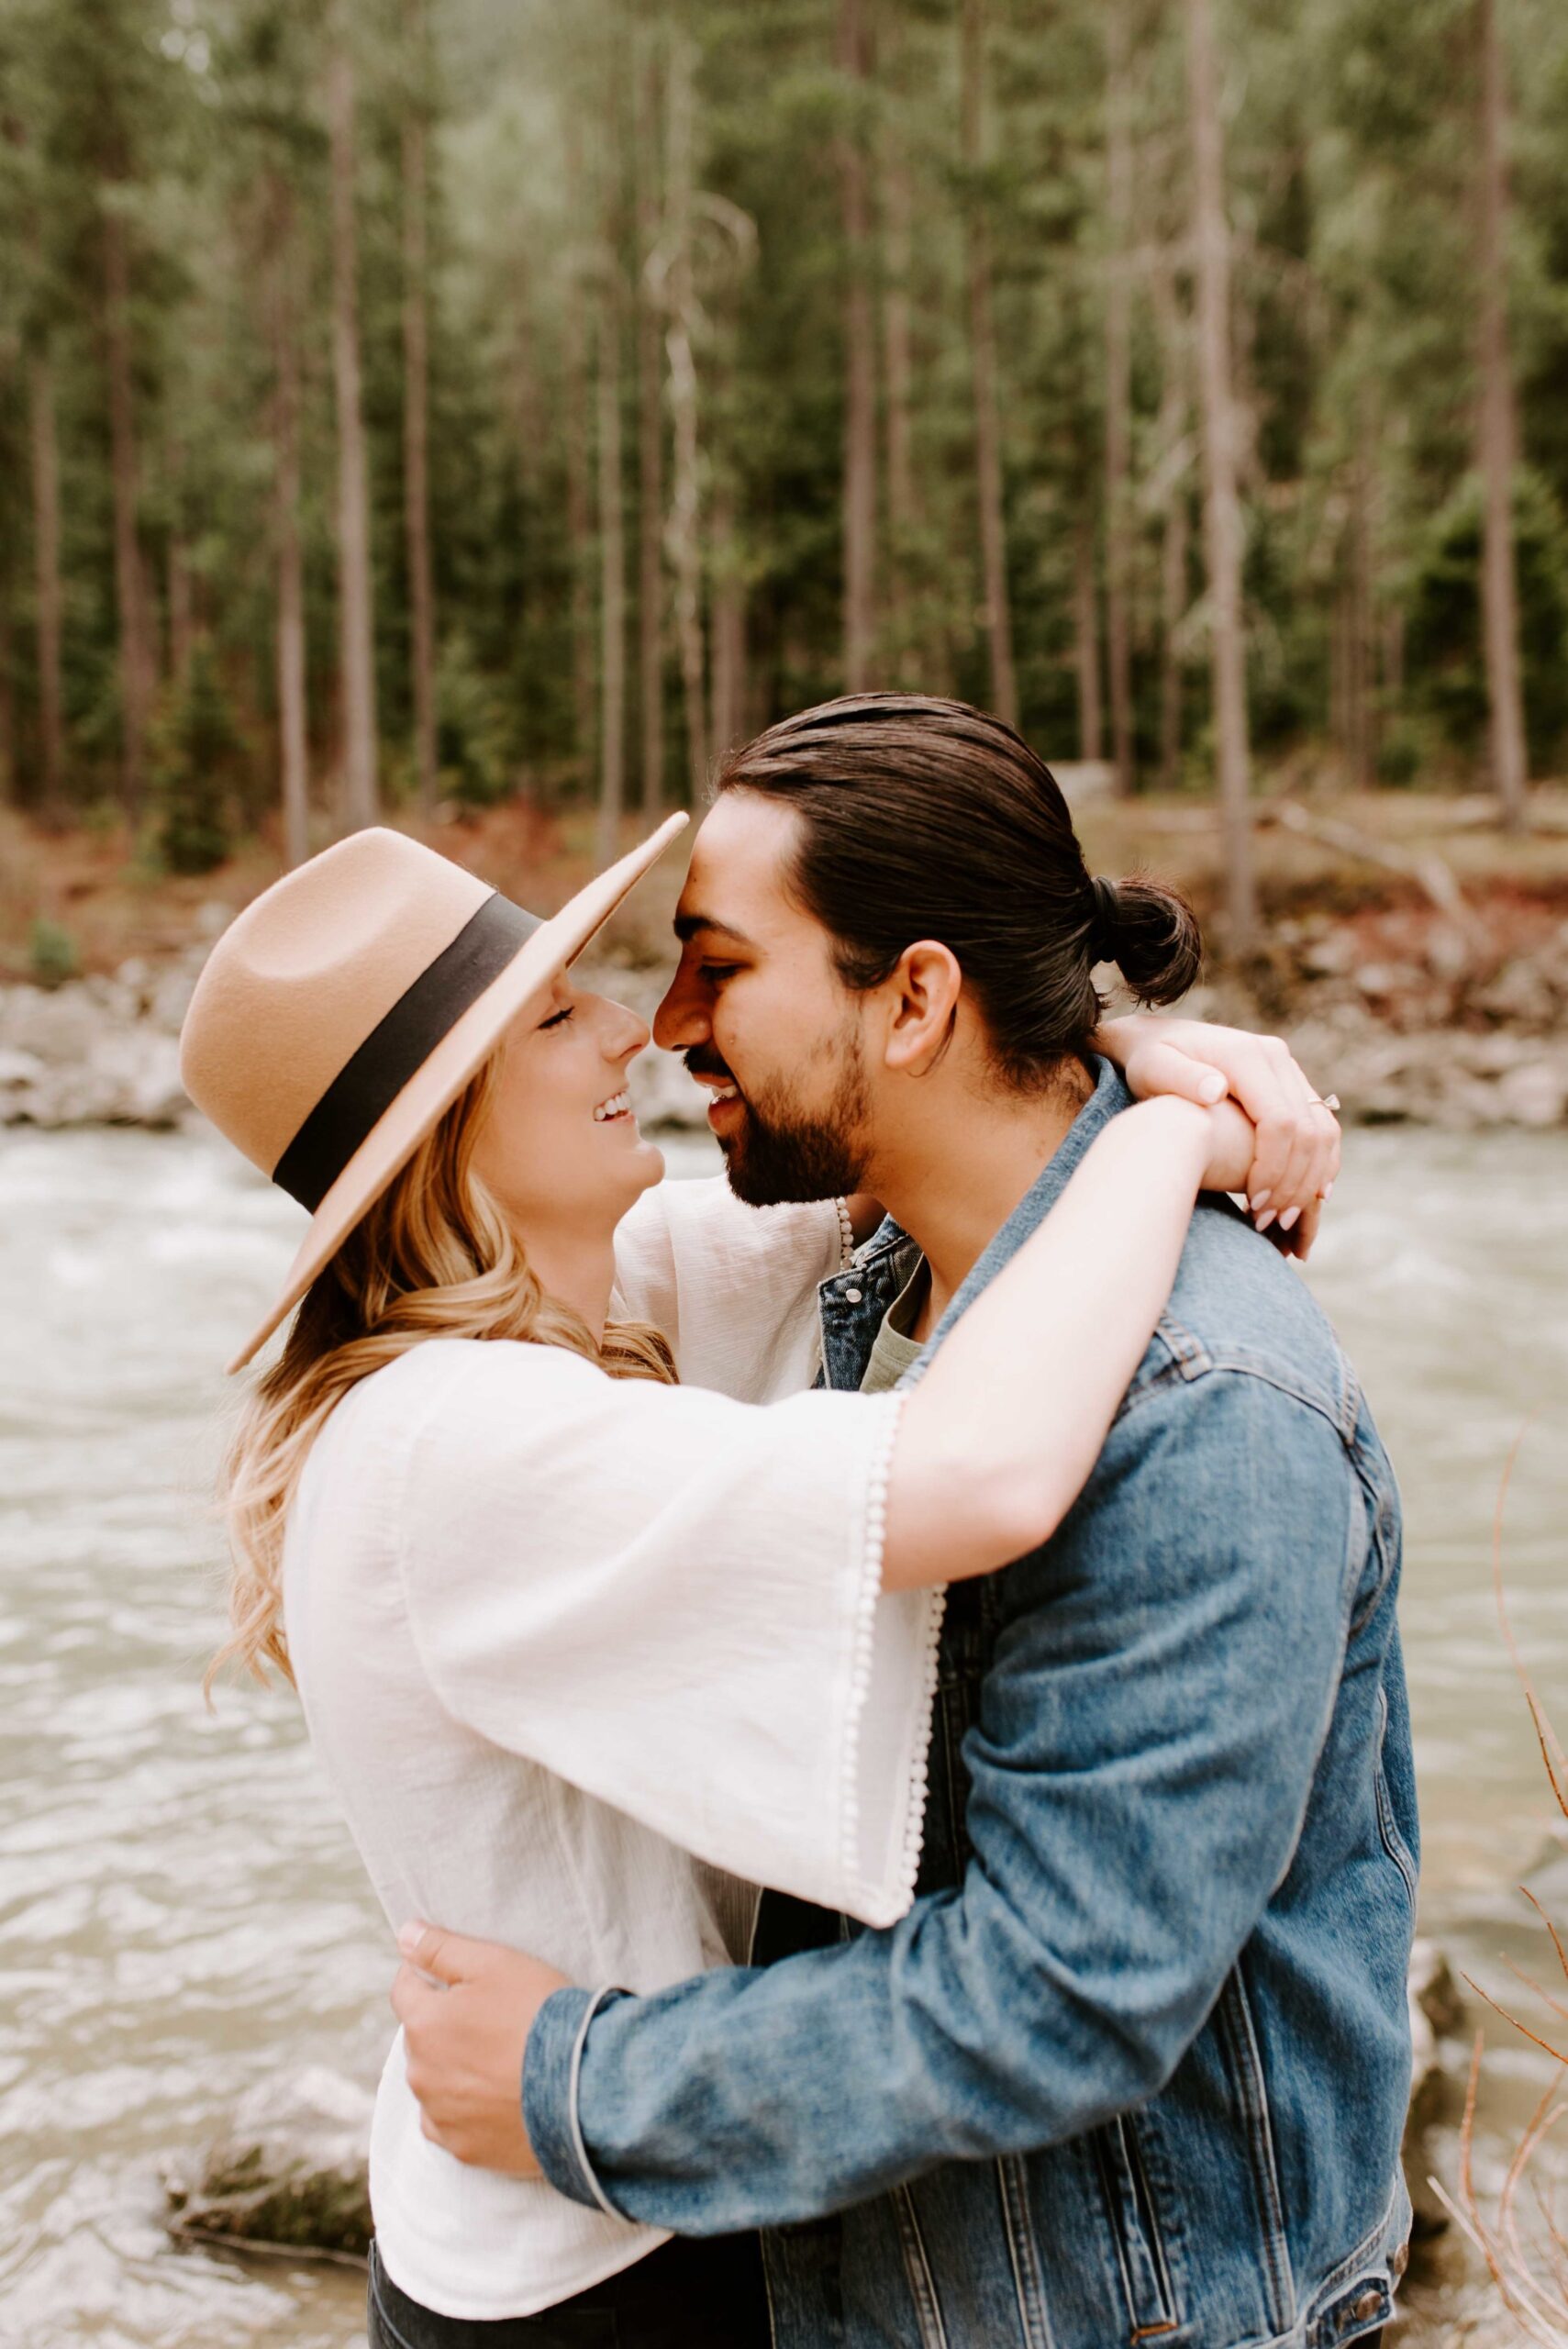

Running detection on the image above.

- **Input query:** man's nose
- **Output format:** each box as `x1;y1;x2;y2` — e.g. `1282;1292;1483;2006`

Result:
652;961;709;1052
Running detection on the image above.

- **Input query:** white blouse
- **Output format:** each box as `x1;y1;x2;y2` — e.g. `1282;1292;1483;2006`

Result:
282;1179;942;2321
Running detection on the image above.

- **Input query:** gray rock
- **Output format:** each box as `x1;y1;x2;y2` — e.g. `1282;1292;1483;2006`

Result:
1405;1941;1464;2232
164;2065;373;2259
147;959;202;1035
1455;1031;1537;1076
0;1046;47;1088
1495;1060;1568;1128
1298;930;1357;979
1473;959;1560;1030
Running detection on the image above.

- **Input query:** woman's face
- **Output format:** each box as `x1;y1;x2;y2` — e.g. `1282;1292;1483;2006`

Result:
469;977;664;1245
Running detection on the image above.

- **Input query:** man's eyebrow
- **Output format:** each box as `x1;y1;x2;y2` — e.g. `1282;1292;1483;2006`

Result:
673;910;756;948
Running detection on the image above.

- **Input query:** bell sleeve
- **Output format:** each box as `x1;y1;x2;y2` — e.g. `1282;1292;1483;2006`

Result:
391;1339;939;1931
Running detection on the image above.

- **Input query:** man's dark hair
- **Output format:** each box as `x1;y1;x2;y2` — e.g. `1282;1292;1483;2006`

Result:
714;693;1202;1092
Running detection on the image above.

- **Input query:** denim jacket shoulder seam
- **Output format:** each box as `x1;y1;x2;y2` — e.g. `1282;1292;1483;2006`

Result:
1124;1324;1358;1451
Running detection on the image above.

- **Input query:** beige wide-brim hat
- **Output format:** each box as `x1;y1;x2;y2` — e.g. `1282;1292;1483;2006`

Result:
180;812;689;1374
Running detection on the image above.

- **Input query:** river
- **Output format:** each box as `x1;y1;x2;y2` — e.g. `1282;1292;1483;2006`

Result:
3;1122;1565;2346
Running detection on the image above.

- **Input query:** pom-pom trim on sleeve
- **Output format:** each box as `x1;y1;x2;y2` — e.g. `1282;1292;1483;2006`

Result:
835;1392;947;1927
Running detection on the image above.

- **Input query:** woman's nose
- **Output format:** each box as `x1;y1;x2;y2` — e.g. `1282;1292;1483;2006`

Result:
606;999;651;1064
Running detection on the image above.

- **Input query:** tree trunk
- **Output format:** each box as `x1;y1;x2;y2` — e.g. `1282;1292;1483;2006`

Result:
663;39;707;798
328;34;380;832
1073;515;1104;763
881;125;920;680
709;489;745;757
1103;0;1136;794
402;0;438;814
1151;262;1191;794
563;128;595;795
595;269;627;869
28;351;65;818
635;41;665;815
271;180;311;871
1346;442;1373;788
1183;0;1255;951
167;524;195;688
102;202;156;820
961;0;1017;729
0;554;13;807
1476;0;1529;829
838;0;876;691
1158;473;1189;791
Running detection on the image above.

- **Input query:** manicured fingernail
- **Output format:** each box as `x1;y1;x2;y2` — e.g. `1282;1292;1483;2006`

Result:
396;1920;427;1957
1250;1191;1271;1213
1320;1181;1334;1204
1199;1074;1225;1103
1280;1206;1301;1231
1255;1208;1277;1233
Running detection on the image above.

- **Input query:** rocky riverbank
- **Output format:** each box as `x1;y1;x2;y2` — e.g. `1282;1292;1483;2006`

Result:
4;896;1567;1134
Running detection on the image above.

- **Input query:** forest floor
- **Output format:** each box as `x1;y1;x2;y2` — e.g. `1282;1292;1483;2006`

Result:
5;779;1568;1131
6;779;1568;984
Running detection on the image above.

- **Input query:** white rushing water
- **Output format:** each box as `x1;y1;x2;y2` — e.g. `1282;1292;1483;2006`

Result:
3;1120;1565;2345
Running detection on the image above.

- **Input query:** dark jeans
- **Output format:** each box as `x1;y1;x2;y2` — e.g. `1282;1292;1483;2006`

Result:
367;2233;770;2349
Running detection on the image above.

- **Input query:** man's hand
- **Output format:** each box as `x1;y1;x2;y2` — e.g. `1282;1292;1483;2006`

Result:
390;1920;571;2176
1096;1013;1340;1259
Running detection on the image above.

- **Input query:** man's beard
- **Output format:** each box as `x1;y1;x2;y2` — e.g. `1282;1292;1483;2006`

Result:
687;1031;871;1207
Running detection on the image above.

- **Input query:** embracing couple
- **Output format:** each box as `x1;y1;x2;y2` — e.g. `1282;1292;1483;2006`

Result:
183;695;1415;2349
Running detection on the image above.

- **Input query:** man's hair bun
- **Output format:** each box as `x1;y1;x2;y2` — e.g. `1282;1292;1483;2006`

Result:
1089;874;1203;1007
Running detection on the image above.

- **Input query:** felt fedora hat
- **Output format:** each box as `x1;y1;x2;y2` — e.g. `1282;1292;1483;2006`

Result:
181;812;688;1374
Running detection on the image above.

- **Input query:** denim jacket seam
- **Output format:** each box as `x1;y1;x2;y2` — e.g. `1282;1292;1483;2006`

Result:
1125;1338;1362;1459
1347;1445;1403;1638
1309;2167;1408;2301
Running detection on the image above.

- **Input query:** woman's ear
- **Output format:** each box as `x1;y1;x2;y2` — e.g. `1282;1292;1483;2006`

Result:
882;941;964;1077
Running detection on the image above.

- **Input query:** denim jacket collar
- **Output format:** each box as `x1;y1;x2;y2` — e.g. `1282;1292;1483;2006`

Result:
818;1055;1129;1395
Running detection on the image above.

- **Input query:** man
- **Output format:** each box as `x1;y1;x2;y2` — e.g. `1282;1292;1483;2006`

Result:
394;696;1413;2349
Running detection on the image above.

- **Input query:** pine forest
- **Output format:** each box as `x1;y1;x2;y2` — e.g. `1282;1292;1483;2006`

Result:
2;0;1567;949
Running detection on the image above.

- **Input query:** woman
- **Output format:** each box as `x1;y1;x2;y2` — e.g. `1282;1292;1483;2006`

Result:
182;813;1335;2346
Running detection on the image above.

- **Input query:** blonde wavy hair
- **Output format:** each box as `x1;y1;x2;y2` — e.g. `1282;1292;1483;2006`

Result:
212;1050;675;1695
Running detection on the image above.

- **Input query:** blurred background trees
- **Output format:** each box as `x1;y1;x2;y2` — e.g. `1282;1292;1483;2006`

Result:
0;0;1564;935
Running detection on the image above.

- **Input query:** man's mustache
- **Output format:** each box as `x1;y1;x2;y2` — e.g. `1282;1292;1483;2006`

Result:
683;1047;738;1085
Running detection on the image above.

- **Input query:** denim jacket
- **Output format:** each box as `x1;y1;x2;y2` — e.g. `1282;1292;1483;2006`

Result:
528;1063;1417;2349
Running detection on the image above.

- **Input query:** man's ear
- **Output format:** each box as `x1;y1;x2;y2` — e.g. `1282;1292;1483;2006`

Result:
882;941;964;1077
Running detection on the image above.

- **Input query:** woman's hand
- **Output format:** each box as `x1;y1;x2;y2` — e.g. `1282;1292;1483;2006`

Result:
390;1920;567;2175
1095;1013;1340;1259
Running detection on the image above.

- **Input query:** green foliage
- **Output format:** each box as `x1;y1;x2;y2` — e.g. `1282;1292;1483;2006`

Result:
1;0;1566;824
28;915;80;985
1407;468;1568;762
1374;716;1427;786
152;648;241;875
434;633;513;806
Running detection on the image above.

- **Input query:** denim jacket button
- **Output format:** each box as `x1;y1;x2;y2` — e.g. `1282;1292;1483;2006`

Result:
1391;2237;1409;2280
1351;2286;1385;2321
844;1287;862;1304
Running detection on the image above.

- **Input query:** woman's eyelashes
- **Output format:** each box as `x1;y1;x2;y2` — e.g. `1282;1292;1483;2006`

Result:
700;963;740;985
539;1005;575;1030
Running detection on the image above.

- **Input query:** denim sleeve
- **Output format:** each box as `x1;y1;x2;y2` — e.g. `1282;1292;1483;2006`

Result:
528;1369;1364;2232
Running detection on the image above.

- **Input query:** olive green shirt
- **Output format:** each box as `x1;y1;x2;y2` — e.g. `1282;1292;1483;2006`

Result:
858;1262;929;1397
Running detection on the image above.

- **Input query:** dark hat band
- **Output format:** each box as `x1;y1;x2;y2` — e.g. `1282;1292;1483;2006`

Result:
272;890;541;1213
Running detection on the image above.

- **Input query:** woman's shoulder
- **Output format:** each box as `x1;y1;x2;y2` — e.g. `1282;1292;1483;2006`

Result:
318;1339;607;1467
